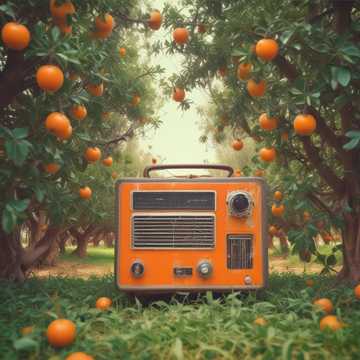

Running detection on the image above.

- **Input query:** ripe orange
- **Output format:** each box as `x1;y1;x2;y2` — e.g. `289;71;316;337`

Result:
271;204;285;217
46;319;76;348
274;191;282;201
234;169;242;177
319;315;343;331
111;171;118;179
259;147;276;162
91;29;112;39
57;23;72;34
314;298;333;314
45;112;71;139
293;114;317;136
20;326;34;336
218;66;227;77
102;156;113;167
71;105;87;121
255;38;279;61
254;169;264;177
96;297;112;310
152;158;157;164
66;352;94;360
1;22;31;50
148;10;162;30
36;65;64;92
131;94;141;106
50;0;75;20
119;47;126;57
305;279;314;287
85;147;101;162
172;87;185;102
259;113;278;131
173;28;189;44
57;124;72;140
44;163;60;174
232;139;243;151
86;83;104;96
79;186;92;199
95;14;115;33
354;284;360;299
254;317;267;326
247;79;266;97
269;225;278;236
303;211;311;222
237;63;252;80
197;24;206;33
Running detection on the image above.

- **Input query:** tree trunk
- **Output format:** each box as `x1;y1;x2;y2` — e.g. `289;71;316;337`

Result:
104;233;114;248
278;230;289;257
71;225;96;258
92;230;104;247
59;232;68;254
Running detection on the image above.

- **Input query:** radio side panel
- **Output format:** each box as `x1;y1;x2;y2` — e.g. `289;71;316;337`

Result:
115;178;268;292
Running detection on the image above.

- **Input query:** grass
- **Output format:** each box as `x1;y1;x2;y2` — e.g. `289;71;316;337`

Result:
59;246;114;266
1;274;360;359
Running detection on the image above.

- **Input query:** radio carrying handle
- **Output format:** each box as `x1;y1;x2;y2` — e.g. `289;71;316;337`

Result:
143;164;234;178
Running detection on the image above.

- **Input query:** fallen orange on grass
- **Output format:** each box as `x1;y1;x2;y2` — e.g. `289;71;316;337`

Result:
319;315;343;331
96;297;112;310
47;319;76;348
254;317;267;326
66;352;94;360
313;298;333;314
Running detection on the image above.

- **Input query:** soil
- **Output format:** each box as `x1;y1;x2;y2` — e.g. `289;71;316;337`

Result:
31;256;336;279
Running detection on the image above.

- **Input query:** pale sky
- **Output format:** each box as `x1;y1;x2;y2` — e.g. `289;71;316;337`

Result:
141;1;216;164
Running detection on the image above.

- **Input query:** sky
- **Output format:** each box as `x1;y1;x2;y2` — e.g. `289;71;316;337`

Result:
141;1;216;165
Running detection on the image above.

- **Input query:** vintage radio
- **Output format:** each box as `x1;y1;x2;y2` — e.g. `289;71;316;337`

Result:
115;164;268;293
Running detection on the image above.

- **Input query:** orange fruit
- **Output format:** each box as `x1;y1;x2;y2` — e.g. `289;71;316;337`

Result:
259;113;278;131
71;105;87;121
111;171;118;179
271;204;285;217
259;147;276;162
95;14;115;33
86;83;104;96
305;279;314;287
314;298;333;314
303;211;311;222
254;317;267;326
66;352;94;360
79;186;92;199
247;79;266;97
1;22;31;51
20;326;34;336
269;225;278;236
197;24;206;33
173;28;189;44
255;38;279;61
50;0;75;20
91;29;112;39
218;66;227;77
85;147;101;162
96;297;112;310
172;87;185;102
237;63;252;80
119;47;126;57
354;284;360;299
148;10;162;30
131;94;141;106
319;315;343;331
36;65;64;92
102;156;113;167
58;124;72;140
293;114;317;136
152;158;157;165
45;112;71;139
274;191;282;201
254;169;264;177
234;169;242;177
232;139;243;151
46;319;76;348
44;163;60;174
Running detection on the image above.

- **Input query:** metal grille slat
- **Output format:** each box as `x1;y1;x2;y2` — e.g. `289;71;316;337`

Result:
227;234;253;269
132;215;215;248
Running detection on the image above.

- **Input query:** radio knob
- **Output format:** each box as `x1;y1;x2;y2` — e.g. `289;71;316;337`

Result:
227;191;253;218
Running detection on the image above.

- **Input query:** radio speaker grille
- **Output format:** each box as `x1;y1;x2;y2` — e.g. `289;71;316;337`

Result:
227;234;253;269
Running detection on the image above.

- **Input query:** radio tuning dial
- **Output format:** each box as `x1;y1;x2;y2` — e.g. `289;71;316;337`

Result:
227;191;253;218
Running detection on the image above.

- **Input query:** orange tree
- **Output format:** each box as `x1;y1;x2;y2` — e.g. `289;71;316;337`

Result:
0;0;163;280
161;0;360;281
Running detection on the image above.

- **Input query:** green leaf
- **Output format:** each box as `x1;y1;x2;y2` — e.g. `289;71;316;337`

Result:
51;26;61;42
2;207;17;233
280;30;295;45
343;138;360;150
172;338;184;360
336;67;351;87
13;337;38;351
345;130;360;138
9;199;30;213
34;187;46;202
4;139;32;166
341;45;360;58
12;128;29;139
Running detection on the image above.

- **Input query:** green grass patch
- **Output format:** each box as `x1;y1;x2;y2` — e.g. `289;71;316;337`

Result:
59;246;114;266
1;274;359;359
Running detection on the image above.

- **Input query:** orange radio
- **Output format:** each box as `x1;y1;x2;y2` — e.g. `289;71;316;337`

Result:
115;164;268;293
